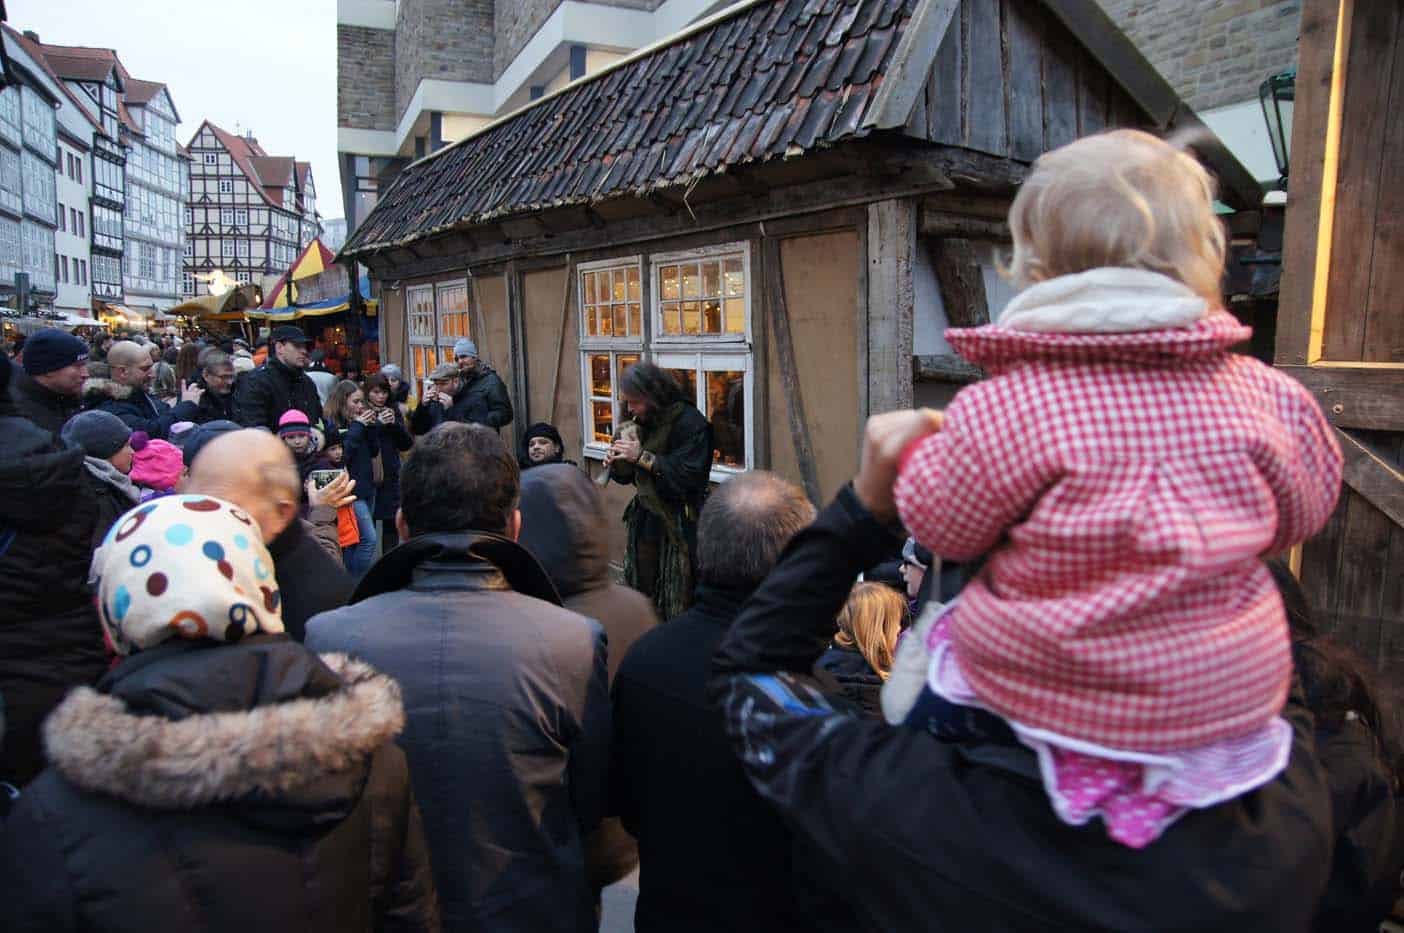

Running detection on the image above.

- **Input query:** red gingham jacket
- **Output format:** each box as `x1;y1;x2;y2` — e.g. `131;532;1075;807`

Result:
894;312;1342;752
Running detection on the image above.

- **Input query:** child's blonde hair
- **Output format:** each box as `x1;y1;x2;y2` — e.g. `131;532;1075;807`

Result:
1005;129;1227;305
835;582;907;679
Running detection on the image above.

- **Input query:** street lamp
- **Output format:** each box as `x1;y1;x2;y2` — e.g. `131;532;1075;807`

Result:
1259;69;1295;190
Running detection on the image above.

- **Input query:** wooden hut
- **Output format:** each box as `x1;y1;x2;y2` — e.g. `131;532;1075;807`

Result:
1277;0;1403;679
340;0;1258;566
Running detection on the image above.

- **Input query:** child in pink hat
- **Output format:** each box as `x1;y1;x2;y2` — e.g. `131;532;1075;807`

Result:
889;130;1343;847
128;431;185;502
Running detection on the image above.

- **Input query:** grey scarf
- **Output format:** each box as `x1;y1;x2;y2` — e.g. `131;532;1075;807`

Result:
84;456;140;504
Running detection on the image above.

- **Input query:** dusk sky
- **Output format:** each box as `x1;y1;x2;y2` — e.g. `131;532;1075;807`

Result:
12;0;343;217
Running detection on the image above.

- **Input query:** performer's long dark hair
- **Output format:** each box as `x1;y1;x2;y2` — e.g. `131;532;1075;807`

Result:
620;361;686;409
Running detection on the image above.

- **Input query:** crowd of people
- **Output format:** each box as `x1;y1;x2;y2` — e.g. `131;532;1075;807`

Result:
0;128;1401;933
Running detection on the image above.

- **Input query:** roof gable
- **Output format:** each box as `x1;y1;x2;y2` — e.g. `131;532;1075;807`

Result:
7;28;107;137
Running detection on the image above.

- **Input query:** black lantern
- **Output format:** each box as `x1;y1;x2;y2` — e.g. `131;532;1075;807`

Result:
1259;69;1295;189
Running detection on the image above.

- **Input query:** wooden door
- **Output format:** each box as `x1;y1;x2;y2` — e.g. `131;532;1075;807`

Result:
1277;0;1404;679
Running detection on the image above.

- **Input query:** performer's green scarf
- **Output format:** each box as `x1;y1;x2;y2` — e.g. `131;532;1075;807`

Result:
622;401;694;620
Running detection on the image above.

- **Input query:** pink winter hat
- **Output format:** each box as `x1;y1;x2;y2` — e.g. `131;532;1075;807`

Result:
128;432;185;491
277;409;312;438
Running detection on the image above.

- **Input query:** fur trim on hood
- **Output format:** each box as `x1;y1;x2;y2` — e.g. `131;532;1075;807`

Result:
42;654;403;809
82;376;137;403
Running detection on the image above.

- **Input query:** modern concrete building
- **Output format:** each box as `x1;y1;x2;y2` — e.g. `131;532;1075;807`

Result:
335;0;737;235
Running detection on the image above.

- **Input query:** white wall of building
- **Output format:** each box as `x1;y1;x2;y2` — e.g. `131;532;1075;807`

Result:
53;135;91;313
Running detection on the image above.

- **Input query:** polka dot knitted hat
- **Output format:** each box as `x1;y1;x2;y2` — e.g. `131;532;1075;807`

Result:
93;494;286;655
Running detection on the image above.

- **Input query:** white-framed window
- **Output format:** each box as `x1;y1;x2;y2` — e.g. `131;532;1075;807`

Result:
652;244;749;343
182;272;196;295
221;207;234;226
236;239;249;258
220;239;233;257
184;240;193;257
406;283;439;395
577;243;754;478
203;152;216;165
218;179;232;194
435;280;471;362
235;208;247;226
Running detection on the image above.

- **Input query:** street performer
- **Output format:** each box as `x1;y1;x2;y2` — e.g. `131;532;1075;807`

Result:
606;362;711;619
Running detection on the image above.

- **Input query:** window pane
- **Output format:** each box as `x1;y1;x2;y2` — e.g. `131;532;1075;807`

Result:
702;260;721;298
583;271;596;306
660;264;679;300
681;263;701;299
661;301;680;334
681;301;700;335
612;303;627;335
586;305;598;336
629;303;642;335
592;400;613;443
707;370;746;468
599;304;614;336
724;297;745;334
612;268;627;302
627;266;641;301
589;354;612;397
724;257;744;296
702;299;722;334
617;353;639;388
664;367;697;405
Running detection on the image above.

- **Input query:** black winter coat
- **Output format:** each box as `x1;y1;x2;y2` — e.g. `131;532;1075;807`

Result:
192;378;237;423
267;515;354;642
711;484;1337;932
82;458;140;549
409;365;513;434
610;583;812;933
815;645;884;720
518;464;658;890
82;376;198;440
234;357;323;432
0;411;105;787
8;368;81;436
0;637;439;933
334;410;413;521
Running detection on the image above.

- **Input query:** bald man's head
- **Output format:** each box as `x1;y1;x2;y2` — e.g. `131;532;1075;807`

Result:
107;340;156;390
186;429;301;543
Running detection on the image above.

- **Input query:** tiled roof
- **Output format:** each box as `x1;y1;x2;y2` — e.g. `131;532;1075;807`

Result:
122;77;163;105
250;155;294;187
31;44;118;83
8;29;108;138
195;120;309;211
344;0;916;255
295;161;310;190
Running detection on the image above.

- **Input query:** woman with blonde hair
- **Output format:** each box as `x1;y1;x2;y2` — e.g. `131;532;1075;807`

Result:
817;581;907;718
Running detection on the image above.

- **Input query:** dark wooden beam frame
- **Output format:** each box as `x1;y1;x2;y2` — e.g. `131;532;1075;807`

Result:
1279;366;1404;433
763;237;821;504
1337;427;1404;527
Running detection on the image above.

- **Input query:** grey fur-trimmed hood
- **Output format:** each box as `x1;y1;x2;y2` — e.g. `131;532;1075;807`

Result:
42;653;404;809
81;376;137;403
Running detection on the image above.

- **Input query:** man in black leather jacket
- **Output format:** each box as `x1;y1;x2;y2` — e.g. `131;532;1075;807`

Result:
710;410;1336;932
234;325;322;431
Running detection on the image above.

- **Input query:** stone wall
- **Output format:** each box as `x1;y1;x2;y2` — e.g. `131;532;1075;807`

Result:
395;0;495;119
1098;0;1302;112
338;25;397;131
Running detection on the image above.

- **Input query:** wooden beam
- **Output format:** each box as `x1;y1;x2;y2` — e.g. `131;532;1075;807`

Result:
1337;428;1404;528
505;261;529;445
764;237;822;504
867;0;962;130
919;211;1009;239
866;199;916;414
914;353;984;383
1280;365;1404;432
928;238;991;327
547;254;574;425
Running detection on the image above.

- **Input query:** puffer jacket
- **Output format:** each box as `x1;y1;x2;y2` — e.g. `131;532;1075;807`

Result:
711;484;1336;932
518;463;658;889
0;637;439;933
409;365;512;434
82;376;198;440
234;357;323;432
0;379;105;787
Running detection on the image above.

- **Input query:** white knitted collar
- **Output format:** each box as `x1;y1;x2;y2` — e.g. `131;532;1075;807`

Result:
997;268;1207;334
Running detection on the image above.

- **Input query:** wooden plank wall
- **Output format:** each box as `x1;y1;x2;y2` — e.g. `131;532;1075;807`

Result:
471;274;515;431
379;286;406;376
915;0;1144;160
1320;2;1404;363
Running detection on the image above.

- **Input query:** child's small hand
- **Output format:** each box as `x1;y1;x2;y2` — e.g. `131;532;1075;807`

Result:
854;408;944;523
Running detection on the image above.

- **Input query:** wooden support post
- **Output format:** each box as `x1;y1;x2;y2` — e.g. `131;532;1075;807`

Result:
929;237;991;328
764;237;821;504
866;199;916;414
547;255;574;425
505;261;529;447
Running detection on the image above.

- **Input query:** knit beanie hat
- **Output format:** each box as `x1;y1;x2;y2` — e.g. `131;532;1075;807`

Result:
167;421;197;449
93;494;285;655
523;421;564;448
277;409;312;438
128;432;185;491
61;410;132;460
452;338;478;358
380;364;403;381
22;328;89;376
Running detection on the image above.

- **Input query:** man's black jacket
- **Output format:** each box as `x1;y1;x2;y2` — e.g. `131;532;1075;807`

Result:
409;365;512;434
